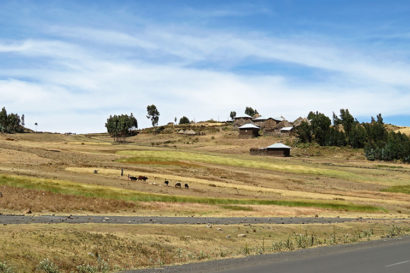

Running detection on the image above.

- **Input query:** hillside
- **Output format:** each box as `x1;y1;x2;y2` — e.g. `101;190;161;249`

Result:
1;125;410;272
1;124;409;217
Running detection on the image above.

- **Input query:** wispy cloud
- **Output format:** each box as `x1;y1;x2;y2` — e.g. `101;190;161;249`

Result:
1;2;410;132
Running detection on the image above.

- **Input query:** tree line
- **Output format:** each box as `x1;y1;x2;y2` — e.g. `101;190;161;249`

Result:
295;109;410;163
0;107;24;134
105;104;191;141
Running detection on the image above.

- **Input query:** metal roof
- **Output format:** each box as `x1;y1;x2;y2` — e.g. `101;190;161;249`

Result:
239;123;260;129
234;114;252;119
266;143;291;149
280;126;294;131
252;116;267;121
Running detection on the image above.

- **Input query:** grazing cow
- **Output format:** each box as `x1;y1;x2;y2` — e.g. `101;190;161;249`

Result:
184;183;189;189
138;176;148;181
128;174;138;181
164;180;169;186
175;182;182;188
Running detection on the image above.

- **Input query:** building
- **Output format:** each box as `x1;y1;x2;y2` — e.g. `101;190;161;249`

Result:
238;123;260;138
250;142;291;157
266;143;291;156
233;115;253;126
280;126;294;134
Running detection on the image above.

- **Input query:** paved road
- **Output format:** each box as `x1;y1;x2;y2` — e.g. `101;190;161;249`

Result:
126;236;410;273
0;214;360;225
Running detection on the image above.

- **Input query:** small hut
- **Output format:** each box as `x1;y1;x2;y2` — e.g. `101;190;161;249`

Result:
239;123;260;138
265;143;291;156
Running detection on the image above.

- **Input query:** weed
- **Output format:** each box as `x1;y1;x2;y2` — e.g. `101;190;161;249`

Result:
242;244;251;255
37;259;60;273
0;262;14;273
76;264;97;273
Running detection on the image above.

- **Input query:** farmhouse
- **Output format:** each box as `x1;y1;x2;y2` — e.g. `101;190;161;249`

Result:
238;123;260;138
250;142;291;157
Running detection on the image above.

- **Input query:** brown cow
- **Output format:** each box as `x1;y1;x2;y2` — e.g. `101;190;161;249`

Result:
175;182;182;188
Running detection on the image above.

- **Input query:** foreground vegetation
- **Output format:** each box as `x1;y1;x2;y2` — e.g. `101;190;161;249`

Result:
0;221;408;273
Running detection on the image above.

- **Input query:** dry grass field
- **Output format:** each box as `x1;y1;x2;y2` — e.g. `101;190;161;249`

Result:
1;221;409;272
1;124;410;272
1;126;409;217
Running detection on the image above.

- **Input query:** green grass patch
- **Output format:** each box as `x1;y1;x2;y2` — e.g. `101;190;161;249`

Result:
382;185;410;194
0;174;383;212
220;205;254;211
117;150;366;181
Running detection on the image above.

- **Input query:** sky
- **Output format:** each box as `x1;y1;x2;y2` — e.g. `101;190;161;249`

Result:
1;0;410;133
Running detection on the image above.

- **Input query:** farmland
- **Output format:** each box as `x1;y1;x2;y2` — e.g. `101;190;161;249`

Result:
0;124;410;271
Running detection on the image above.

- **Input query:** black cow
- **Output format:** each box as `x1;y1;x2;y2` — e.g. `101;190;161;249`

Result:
138;176;148;181
184;183;189;189
164;180;169;186
128;174;138;181
175;182;182;188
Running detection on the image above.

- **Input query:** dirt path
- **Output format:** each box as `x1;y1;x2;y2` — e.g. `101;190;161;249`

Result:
0;214;371;225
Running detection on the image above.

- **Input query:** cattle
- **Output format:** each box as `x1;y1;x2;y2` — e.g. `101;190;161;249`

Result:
164;180;169;186
0;192;3;198
175;182;182;188
138;176;148;181
128;174;138;181
184;183;189;189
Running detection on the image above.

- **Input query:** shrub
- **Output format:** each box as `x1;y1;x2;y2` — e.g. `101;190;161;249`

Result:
0;261;14;273
37;259;60;273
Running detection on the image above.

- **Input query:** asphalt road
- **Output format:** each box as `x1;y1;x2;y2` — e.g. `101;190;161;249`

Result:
0;214;359;225
125;236;410;273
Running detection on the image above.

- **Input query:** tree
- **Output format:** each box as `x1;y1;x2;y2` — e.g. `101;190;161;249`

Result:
105;113;138;142
230;111;236;120
0;107;23;133
295;121;312;143
146;104;160;127
245;107;258;117
0;107;7;133
308;111;332;146
179;116;190;124
348;124;367;148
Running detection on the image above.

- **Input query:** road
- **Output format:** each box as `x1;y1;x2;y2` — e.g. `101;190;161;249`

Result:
126;236;410;273
0;214;359;225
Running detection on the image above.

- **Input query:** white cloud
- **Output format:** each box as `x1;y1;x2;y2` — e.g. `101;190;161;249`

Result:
1;22;410;132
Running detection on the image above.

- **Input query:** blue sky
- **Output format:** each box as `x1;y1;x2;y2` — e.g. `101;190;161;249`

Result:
1;0;410;132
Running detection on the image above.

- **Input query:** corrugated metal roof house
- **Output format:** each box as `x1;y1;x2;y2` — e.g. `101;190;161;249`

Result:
239;123;260;138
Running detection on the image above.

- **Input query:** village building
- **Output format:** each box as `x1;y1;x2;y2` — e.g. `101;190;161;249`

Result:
238;123;260;138
250;142;291;157
252;116;281;132
280;126;294;134
233;114;253;126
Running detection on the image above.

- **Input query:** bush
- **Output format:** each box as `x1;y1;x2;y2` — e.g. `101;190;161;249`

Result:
37;259;60;273
179;116;190;125
76;264;97;273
